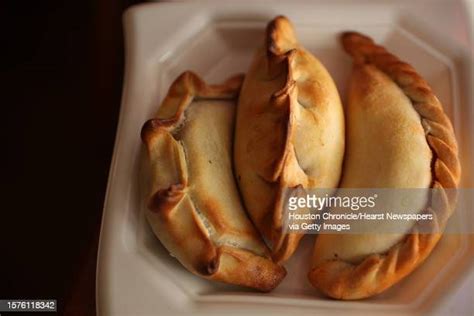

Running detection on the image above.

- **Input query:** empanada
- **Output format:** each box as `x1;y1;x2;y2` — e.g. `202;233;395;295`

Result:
234;16;345;263
309;32;461;299
141;71;286;292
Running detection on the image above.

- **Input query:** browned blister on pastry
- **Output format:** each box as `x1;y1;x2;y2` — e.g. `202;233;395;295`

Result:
308;32;461;299
141;71;286;292
234;16;345;263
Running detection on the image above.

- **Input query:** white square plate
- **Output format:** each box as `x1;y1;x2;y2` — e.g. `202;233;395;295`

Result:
97;1;474;315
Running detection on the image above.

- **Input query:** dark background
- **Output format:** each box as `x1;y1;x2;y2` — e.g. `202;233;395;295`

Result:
2;0;141;314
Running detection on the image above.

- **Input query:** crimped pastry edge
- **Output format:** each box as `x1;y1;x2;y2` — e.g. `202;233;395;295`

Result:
308;32;461;300
260;15;308;263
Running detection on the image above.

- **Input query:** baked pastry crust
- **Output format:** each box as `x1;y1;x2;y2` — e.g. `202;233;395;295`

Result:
234;16;345;263
308;32;461;299
141;71;286;292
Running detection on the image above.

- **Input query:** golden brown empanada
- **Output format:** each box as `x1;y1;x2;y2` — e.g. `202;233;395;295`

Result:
141;71;286;292
309;32;461;299
234;16;345;263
